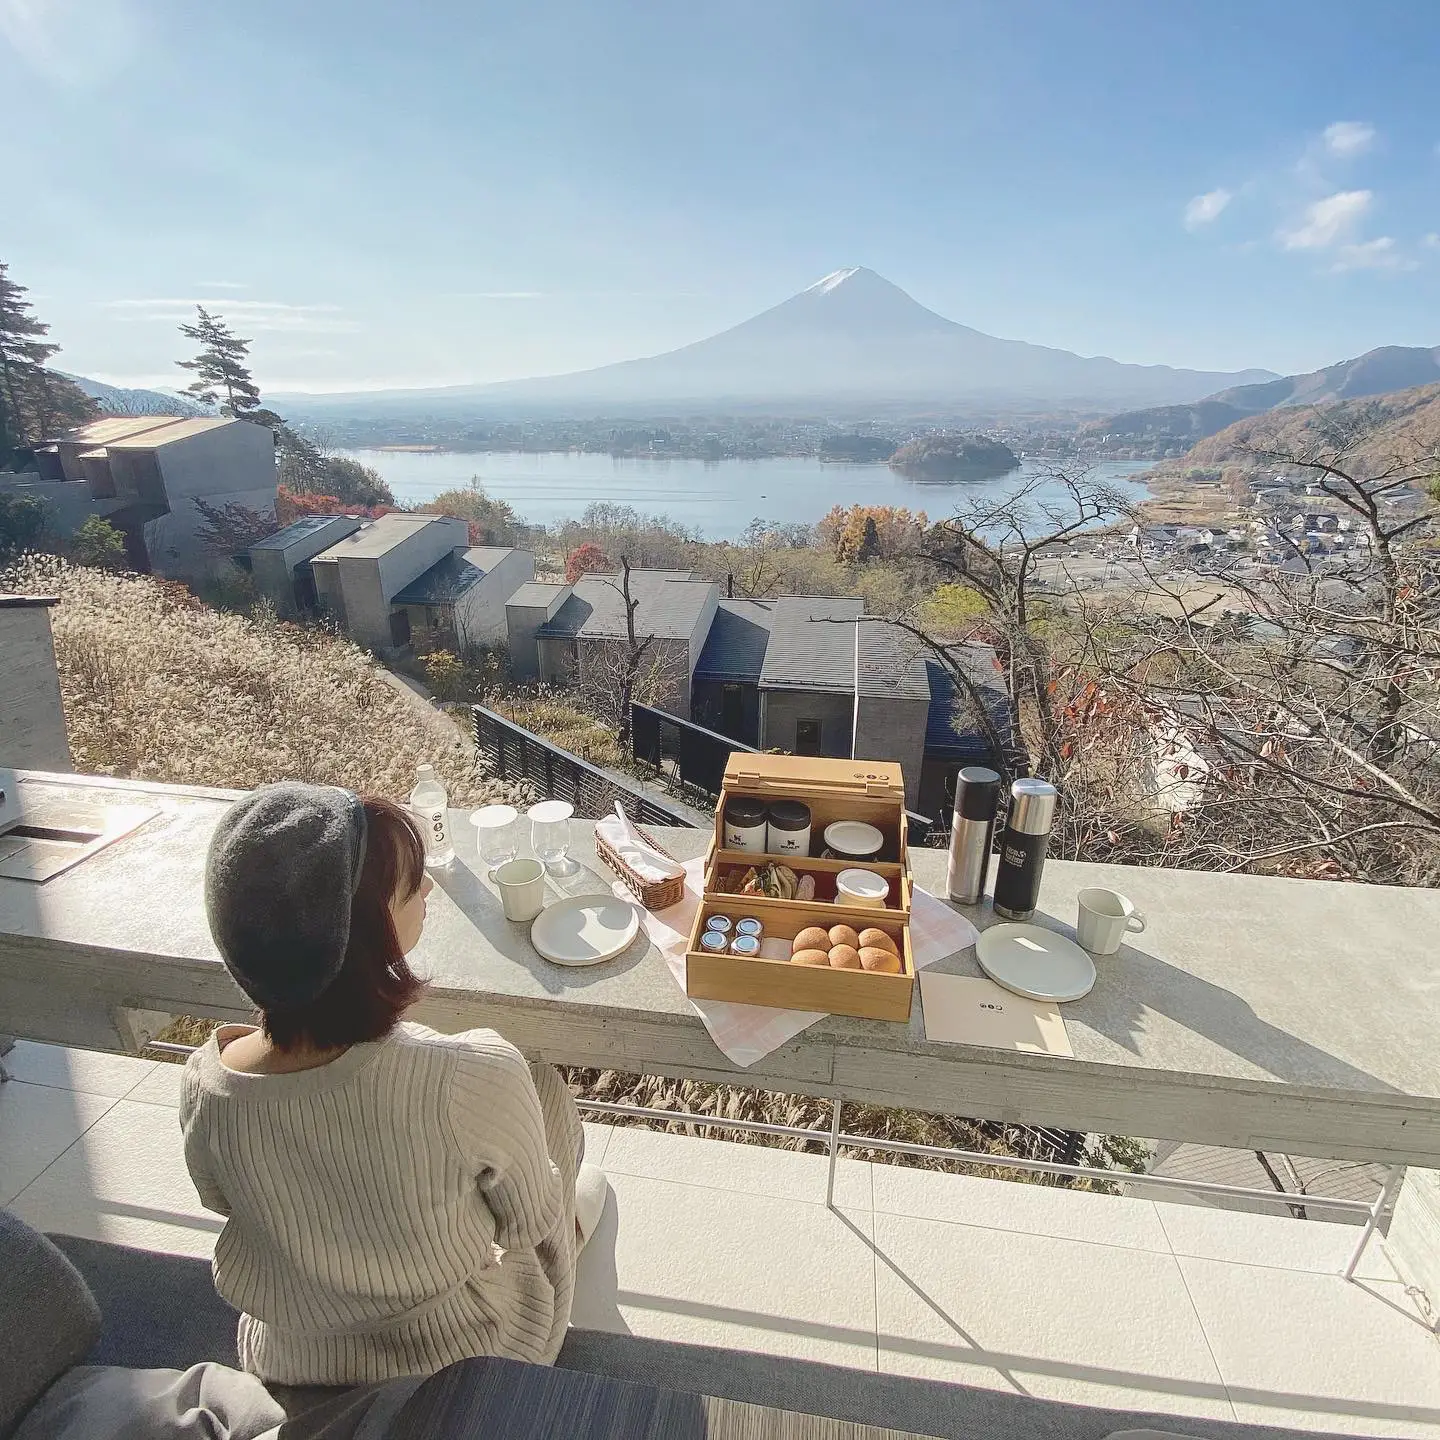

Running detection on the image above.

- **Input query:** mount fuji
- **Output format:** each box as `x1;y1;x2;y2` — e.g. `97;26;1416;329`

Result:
279;268;1275;415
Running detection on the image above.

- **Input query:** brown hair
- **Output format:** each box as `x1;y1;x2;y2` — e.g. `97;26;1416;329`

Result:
263;796;426;1051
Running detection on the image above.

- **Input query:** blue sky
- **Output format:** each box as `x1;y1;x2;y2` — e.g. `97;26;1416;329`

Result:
6;0;1438;393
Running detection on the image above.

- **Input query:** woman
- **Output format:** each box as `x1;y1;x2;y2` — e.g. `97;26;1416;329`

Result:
179;782;607;1387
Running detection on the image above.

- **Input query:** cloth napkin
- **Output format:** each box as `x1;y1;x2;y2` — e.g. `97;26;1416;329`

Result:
619;858;980;1068
595;804;684;884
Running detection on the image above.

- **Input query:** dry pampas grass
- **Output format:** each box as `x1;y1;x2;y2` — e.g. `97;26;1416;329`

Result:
2;555;513;808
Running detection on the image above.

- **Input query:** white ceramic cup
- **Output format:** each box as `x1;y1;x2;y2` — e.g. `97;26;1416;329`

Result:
1075;887;1146;956
494;857;547;923
835;868;890;908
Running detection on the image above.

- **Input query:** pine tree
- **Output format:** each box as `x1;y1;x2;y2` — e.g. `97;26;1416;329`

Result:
0;262;63;453
176;306;263;415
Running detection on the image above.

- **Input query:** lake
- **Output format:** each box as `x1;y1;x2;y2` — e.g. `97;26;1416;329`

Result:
335;448;1155;540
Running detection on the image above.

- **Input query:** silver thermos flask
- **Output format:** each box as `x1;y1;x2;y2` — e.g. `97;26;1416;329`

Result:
992;778;1059;921
945;766;1002;905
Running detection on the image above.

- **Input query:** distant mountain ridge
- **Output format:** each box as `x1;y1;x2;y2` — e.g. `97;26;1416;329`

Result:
62;373;205;417
276;267;1277;417
1182;379;1440;473
1087;346;1440;448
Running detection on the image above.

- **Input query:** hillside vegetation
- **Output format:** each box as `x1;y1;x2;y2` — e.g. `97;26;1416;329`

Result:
1181;380;1440;473
2;556;504;806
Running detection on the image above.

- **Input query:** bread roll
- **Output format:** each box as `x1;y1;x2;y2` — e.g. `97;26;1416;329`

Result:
827;924;861;950
857;928;897;954
793;926;830;954
791;948;831;966
859;946;902;974
828;944;862;969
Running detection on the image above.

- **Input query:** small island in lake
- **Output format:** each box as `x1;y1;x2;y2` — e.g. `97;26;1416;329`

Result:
889;433;1021;480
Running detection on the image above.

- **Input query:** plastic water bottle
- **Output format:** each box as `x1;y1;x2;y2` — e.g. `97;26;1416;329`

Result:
409;764;454;867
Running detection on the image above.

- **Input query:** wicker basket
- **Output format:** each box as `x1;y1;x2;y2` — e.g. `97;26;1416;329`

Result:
596;824;687;911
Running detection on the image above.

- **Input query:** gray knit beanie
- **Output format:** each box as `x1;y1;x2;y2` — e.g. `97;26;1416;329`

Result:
205;782;368;1011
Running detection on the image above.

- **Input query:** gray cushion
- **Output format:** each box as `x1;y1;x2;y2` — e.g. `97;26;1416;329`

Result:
9;1364;284;1440
0;1209;101;1439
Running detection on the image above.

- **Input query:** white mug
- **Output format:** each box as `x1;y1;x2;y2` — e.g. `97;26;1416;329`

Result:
1082;887;1146;956
1075;887;1146;955
494;857;547;923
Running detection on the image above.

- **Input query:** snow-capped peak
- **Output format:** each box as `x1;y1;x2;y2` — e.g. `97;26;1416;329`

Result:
805;267;864;295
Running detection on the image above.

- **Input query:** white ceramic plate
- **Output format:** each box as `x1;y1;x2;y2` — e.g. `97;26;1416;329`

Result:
531;895;641;967
976;922;1096;1003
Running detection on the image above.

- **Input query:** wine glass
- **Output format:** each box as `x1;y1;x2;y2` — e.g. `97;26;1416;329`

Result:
528;799;577;876
471;805;519;877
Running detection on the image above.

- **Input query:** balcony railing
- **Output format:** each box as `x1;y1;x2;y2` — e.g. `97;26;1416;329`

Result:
472;704;698;828
630;702;756;805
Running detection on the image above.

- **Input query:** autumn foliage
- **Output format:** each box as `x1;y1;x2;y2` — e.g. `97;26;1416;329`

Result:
275;485;392;526
565;542;611;583
817;504;928;563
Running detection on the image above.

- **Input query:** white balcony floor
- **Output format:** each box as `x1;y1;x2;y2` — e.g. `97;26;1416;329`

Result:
3;1040;1438;1437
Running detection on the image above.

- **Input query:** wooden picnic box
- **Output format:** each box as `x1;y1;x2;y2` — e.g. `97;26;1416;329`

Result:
684;754;916;1023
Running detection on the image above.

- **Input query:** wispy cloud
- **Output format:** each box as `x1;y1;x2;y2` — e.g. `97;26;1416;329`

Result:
100;298;359;334
1279;189;1372;250
1183;188;1232;230
196;281;247;291
1424;233;1440;250
1330;237;1414;273
1323;121;1376;158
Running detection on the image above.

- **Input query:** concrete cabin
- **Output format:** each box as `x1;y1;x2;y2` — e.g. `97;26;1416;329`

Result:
246;516;365;618
251;513;534;658
510;570;719;718
5;416;277;580
506;570;1013;819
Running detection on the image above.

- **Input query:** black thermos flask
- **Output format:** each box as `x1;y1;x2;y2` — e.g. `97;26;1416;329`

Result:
992;778;1058;921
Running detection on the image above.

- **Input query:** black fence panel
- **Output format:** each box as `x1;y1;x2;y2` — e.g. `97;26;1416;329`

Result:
471;705;698;829
631;702;756;803
631;702;936;843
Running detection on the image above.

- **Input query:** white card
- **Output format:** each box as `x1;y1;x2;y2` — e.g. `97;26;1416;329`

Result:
918;972;1073;1056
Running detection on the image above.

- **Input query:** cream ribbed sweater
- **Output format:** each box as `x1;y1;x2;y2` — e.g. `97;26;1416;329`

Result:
179;1021;581;1386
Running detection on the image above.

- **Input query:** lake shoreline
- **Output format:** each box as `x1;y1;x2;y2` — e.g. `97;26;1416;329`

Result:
339;447;1156;539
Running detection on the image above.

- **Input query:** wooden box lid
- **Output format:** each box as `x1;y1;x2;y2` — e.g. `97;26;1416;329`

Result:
722;754;906;804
